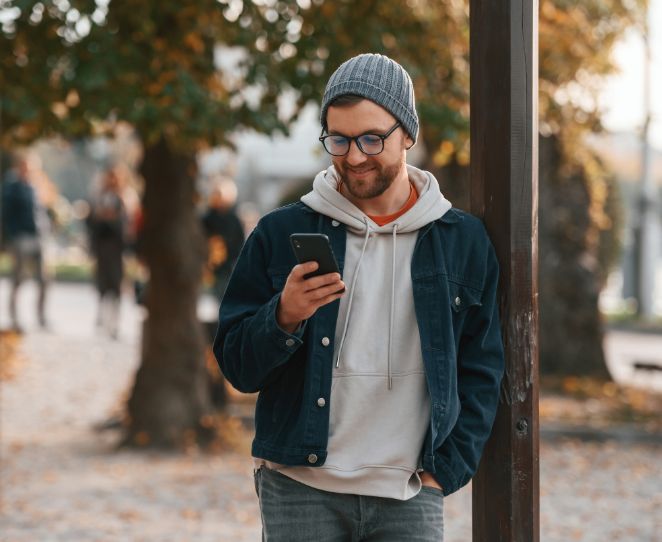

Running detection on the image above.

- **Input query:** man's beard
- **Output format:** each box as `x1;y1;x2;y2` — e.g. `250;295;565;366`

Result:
336;160;402;200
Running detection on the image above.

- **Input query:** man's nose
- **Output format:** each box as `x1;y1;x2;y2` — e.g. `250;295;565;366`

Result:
345;139;367;166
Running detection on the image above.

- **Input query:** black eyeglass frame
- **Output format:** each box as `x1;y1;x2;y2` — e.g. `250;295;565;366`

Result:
319;122;402;156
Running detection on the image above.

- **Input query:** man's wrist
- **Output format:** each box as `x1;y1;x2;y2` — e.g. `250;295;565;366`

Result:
276;301;301;334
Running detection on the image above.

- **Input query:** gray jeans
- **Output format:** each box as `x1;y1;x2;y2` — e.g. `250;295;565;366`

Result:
255;467;444;542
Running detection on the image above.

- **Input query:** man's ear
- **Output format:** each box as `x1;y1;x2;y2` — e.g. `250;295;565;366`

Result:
404;135;414;150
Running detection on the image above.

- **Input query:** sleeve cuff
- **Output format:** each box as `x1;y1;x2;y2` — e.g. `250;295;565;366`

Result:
432;460;459;497
266;294;306;352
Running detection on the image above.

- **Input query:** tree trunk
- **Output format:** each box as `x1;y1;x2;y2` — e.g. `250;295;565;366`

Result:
538;135;612;379
125;137;213;448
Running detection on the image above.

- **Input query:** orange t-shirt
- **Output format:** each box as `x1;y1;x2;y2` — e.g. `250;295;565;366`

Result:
337;180;419;226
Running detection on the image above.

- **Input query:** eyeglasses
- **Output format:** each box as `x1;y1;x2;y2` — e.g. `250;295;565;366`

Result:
319;122;401;156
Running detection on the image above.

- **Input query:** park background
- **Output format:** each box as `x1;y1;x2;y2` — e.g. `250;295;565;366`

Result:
1;1;661;540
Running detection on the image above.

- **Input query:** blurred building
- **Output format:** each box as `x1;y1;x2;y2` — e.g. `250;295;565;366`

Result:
198;104;329;213
589;131;662;316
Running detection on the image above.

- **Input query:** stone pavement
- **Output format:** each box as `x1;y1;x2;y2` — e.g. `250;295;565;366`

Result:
1;280;661;541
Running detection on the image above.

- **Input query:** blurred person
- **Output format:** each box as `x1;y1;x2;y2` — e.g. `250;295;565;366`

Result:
87;167;128;339
195;177;244;410
200;177;245;300
1;153;53;332
214;54;504;541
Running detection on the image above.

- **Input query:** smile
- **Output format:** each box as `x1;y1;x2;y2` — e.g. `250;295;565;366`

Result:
347;167;376;177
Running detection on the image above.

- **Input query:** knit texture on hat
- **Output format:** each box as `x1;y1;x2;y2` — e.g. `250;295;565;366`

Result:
320;54;419;143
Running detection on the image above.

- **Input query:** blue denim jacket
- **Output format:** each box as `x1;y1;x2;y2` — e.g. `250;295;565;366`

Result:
214;202;504;496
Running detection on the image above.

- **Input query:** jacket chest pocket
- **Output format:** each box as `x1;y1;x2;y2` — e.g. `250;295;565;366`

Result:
449;281;482;313
413;274;483;352
448;280;483;341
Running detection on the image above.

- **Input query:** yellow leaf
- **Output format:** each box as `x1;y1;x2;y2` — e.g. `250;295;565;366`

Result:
184;32;205;54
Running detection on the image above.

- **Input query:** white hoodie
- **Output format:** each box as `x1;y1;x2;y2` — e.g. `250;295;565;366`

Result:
260;164;451;500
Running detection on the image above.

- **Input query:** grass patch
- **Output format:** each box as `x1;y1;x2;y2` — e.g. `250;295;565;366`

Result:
603;309;662;333
0;253;93;282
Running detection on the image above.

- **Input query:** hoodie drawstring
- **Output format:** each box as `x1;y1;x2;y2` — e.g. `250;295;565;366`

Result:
335;217;371;369
335;219;399;391
387;223;398;390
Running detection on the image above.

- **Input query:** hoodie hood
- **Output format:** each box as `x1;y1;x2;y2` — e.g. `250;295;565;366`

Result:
301;164;451;234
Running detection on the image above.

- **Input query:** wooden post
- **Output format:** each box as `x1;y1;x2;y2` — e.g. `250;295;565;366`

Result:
469;1;540;541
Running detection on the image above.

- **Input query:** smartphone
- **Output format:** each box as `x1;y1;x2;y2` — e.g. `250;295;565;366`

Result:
290;233;341;280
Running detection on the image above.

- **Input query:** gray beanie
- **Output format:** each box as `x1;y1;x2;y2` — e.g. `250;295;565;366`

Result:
320;53;419;143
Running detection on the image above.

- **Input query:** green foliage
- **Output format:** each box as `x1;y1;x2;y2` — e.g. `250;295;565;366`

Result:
234;0;470;158
0;252;92;281
1;0;646;167
539;0;646;151
1;0;284;150
233;0;645;168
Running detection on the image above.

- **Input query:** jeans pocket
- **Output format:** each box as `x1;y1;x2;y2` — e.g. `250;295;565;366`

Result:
420;485;444;497
253;466;262;498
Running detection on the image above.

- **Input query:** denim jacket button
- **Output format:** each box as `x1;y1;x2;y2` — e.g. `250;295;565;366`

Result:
285;338;295;347
307;454;318;464
317;397;326;407
331;220;340;227
321;336;330;347
454;296;462;307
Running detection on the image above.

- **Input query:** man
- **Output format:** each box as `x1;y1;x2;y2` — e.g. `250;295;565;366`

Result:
2;154;51;332
215;53;504;541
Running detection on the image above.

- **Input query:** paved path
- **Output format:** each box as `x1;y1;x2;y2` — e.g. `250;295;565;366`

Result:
1;280;661;541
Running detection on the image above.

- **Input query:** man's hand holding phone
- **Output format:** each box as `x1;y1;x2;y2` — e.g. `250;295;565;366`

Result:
276;262;345;334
